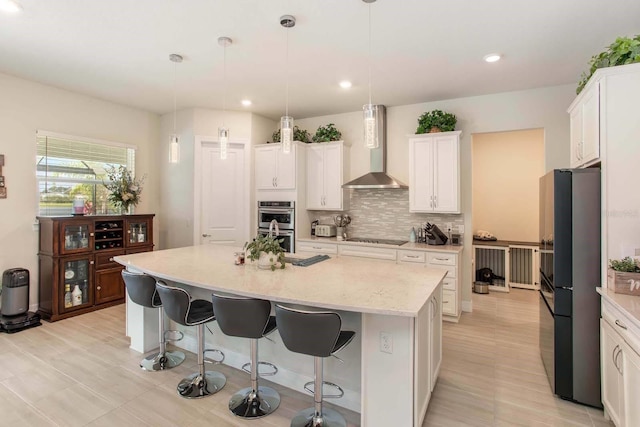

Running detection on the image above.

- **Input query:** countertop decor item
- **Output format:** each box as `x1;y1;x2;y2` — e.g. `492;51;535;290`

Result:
104;165;146;213
245;234;286;271
416;109;457;134
577;34;640;94
608;257;640;296
312;123;342;142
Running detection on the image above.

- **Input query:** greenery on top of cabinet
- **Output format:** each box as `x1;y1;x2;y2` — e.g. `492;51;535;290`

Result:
416;110;457;134
577;35;640;94
312;123;342;142
272;126;311;143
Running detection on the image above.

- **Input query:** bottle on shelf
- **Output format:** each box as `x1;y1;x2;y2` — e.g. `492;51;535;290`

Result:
80;232;88;248
72;284;82;306
81;280;88;304
64;284;73;308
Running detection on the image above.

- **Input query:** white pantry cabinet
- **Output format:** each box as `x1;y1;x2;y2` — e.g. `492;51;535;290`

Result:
255;143;297;190
569;82;600;168
307;141;349;210
409;131;461;213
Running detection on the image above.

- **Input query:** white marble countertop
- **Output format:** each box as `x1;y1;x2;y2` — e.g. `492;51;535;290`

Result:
115;245;447;317
597;287;640;330
298;236;464;254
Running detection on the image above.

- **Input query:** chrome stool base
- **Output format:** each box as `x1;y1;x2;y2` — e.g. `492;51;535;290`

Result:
229;386;281;419
291;407;347;427
177;371;226;398
140;350;186;372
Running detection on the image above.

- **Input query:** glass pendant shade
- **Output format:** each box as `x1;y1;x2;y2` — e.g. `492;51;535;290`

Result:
281;115;294;154
219;127;229;160
169;134;180;163
363;104;378;149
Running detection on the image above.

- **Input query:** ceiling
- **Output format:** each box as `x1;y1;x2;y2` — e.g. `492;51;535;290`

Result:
1;0;639;120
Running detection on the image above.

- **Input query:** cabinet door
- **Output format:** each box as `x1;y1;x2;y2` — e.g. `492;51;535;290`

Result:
323;144;344;210
255;146;277;190
307;145;325;209
622;339;640;427
59;255;94;313
430;286;443;391
95;266;125;305
569;106;583;168
409;139;434;212
125;217;152;247
60;220;93;255
275;144;296;189
581;84;600;165
601;319;624;427
433;136;459;213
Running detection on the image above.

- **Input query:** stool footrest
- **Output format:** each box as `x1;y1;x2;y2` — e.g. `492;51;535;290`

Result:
303;380;345;399
241;361;278;377
164;329;184;343
204;348;225;364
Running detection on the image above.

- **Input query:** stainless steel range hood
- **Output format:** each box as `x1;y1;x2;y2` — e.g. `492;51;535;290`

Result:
342;105;408;189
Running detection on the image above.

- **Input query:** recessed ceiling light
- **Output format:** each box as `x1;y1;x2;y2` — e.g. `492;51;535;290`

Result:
0;0;23;13
339;81;352;89
483;53;501;63
241;99;252;107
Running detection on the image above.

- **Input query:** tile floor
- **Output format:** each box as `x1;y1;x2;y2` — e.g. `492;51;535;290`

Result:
0;289;614;426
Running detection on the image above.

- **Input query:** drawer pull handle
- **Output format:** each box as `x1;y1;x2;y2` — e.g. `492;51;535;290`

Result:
97;286;101;291
435;257;450;261
443;300;449;303
89;232;94;237
615;319;628;330
407;255;420;259
90;261;94;265
312;246;322;250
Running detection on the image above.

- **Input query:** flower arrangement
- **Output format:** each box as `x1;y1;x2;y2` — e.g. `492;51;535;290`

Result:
103;165;146;213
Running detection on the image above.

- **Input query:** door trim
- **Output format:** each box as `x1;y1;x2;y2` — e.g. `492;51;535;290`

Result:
193;135;251;246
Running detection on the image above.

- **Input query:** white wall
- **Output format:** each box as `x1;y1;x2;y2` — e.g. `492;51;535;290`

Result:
0;72;160;308
298;84;575;308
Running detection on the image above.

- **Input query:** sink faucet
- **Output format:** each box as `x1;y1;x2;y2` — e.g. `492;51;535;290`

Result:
269;219;280;237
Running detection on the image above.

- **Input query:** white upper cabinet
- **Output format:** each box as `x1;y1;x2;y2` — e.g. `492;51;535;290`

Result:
255;143;297;190
569;82;600;168
409;131;461;213
306;141;349;210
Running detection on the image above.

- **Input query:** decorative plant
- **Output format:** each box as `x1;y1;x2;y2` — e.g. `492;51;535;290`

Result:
272;126;311;143
416;109;457;134
103;165;146;213
245;234;286;270
312;123;342;142
609;257;640;273
577;35;640;94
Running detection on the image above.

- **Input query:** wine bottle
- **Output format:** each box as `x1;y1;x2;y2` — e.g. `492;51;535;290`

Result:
64;284;73;308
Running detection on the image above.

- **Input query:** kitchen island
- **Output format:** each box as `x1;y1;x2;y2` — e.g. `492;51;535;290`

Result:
115;244;446;427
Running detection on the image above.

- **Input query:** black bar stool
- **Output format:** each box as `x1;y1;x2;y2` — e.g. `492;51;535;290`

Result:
121;270;185;371
212;294;280;419
155;281;226;398
275;304;355;427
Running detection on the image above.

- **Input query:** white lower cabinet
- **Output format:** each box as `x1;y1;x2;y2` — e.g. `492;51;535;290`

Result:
430;285;442;391
296;241;338;255
337;245;397;262
601;318;624;427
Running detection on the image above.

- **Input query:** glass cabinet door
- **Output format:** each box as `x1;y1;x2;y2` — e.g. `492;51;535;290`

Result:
61;221;92;254
60;256;93;312
126;219;151;247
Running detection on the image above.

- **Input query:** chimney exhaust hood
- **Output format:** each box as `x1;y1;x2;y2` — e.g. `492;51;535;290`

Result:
342;105;408;189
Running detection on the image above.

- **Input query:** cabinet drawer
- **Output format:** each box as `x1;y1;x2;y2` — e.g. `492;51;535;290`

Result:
297;241;338;255
427;252;457;266
398;250;426;263
442;289;457;315
442;277;456;291
95;250;125;269
338;245;397;262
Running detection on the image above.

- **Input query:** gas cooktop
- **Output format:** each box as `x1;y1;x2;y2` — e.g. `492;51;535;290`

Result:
346;237;408;246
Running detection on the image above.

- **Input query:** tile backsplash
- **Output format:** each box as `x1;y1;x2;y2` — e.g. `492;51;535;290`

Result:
309;189;464;241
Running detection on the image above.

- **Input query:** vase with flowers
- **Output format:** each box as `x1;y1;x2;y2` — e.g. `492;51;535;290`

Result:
103;165;146;214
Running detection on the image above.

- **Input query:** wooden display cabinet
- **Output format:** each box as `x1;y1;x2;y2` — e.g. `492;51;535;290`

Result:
37;214;154;322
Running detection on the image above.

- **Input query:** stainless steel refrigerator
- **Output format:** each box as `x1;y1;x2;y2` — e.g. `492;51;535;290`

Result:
539;168;602;408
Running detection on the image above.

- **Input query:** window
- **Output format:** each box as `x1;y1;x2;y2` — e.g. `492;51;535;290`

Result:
36;131;136;216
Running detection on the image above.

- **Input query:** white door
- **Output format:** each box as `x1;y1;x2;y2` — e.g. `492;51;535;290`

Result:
323;144;343;210
410;139;434;212
433;135;459;213
275;144;296;189
255;146;277;190
307;145;324;209
201;145;246;246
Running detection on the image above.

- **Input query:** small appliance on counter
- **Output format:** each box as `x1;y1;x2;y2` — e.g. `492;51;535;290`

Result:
425;222;448;245
0;268;41;333
315;224;337;237
311;220;319;236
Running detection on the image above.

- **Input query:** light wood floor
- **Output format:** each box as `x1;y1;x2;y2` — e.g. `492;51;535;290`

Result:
0;289;613;426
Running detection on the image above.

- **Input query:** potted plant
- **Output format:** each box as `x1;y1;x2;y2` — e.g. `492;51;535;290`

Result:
577;34;640;94
416;109;457;134
608;257;640;296
245;234;286;271
272;126;311;143
312;123;342;142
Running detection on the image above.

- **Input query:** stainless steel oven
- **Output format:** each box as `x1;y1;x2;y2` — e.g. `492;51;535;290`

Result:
258;201;295;230
257;228;294;253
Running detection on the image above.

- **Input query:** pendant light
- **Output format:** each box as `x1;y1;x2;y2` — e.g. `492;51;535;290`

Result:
169;53;183;163
218;36;232;160
362;0;378;149
280;14;296;154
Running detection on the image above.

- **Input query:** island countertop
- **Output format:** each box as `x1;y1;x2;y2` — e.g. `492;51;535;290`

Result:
115;244;447;317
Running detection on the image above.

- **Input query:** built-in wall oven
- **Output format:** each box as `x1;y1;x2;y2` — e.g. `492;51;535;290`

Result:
257;201;295;253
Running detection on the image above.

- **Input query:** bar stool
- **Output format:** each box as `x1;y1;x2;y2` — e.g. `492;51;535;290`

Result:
212;294;280;419
155;281;226;398
275;304;355;427
121;270;185;371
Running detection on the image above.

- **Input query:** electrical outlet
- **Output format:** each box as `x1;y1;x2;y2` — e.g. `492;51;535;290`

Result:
635;248;640;256
445;222;452;232
458;225;465;234
380;332;393;354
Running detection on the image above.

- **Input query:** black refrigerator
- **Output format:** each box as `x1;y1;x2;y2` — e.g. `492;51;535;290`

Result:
539;168;601;408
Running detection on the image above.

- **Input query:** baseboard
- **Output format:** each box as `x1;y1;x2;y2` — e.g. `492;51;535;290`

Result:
461;300;472;313
29;303;39;313
176;333;361;413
